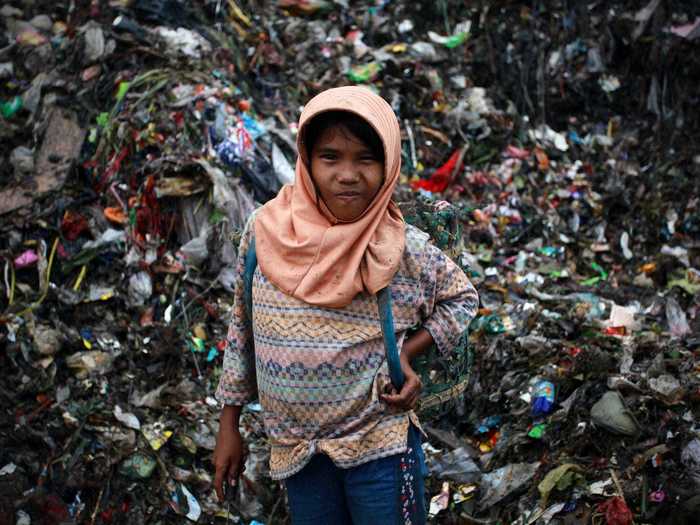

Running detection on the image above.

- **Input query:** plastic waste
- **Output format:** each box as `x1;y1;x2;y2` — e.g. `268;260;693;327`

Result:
590;391;640;436
1;96;23;118
531;381;556;417
428;21;471;49
537;463;584;505
411;148;466;193
596;497;633;525
428;481;450;517
1;1;698;521
347;62;382;83
528;423;547;439
128;271;153;306
113;405;141;430
119;453;157;479
648;374;684;404
32;324;63;356
479;462;540;509
666;297;691;337
271;143;295;186
427;447;481;483
65;350;116;378
681;439;700;487
9;146;34;175
154;27;211;58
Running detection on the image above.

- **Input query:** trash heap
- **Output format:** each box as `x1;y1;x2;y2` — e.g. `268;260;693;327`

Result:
1;0;699;523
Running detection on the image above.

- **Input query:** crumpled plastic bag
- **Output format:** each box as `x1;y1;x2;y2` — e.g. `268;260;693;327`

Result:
479;462;540;509
682;439;700;487
427;447;481;483
590;391;640;436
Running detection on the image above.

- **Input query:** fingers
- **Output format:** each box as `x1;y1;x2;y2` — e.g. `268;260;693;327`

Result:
214;462;226;502
381;375;422;410
226;461;239;487
227;454;247;485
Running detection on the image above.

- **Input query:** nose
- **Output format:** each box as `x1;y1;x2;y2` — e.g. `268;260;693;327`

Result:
336;162;360;184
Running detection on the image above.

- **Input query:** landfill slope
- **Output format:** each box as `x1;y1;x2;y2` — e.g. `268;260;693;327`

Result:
1;1;699;524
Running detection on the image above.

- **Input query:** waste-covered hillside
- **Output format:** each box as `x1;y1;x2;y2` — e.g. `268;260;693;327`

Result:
1;0;698;523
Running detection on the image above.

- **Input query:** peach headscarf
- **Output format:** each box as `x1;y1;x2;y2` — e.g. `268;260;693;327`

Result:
254;86;405;308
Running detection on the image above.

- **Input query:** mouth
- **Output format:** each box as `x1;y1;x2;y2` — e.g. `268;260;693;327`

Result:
335;191;361;200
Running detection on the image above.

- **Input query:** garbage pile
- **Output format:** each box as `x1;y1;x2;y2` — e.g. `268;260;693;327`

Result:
1;0;699;523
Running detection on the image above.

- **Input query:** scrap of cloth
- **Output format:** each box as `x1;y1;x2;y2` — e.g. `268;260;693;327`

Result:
216;214;479;480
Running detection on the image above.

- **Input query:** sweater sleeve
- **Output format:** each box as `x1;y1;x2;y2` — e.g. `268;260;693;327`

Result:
418;241;479;356
215;212;258;406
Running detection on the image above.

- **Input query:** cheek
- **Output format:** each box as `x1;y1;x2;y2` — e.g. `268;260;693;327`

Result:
310;161;331;193
368;166;385;194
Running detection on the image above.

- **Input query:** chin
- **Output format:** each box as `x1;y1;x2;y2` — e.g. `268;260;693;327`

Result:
335;210;362;222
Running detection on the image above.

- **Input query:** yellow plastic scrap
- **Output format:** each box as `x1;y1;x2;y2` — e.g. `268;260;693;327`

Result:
193;323;207;341
147;429;173;451
73;265;87;291
228;0;251;40
452;484;477;504
388;43;408;53
228;0;252;27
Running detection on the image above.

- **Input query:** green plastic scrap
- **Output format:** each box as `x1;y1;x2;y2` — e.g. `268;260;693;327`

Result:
96;112;110;128
537;463;584;505
528;423;547;439
119;453;157;479
444;31;469;49
116;81;131;102
1;96;23;118
189;337;205;352
667;269;700;295
347;62;382;83
580;261;608;286
471;313;506;335
591;262;608;279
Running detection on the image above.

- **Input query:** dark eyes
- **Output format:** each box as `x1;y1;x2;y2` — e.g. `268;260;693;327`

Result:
316;153;378;163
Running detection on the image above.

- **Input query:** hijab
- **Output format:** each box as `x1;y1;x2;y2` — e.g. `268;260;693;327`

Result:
254;86;405;308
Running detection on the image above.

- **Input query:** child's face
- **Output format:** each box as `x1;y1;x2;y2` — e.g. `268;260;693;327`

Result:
309;124;385;222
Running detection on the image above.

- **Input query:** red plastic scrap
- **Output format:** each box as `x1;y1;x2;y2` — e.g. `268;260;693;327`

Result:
41;494;70;524
133;175;163;242
96;146;129;191
411;148;465;193
505;144;530;159
61;210;90;241
597;497;633;525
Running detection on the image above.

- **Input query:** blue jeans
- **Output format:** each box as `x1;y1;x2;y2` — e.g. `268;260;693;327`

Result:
284;426;427;525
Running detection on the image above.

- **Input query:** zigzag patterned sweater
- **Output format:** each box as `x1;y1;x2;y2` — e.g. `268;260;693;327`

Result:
216;215;479;480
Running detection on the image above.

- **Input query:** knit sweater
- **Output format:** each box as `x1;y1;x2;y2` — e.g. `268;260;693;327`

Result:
216;214;479;480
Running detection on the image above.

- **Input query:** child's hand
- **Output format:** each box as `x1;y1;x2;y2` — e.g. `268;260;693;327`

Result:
213;426;246;502
381;354;422;411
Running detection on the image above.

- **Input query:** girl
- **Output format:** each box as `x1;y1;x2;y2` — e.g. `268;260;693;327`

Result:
213;86;478;524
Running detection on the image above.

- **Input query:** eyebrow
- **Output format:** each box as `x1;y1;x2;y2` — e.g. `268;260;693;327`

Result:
315;147;340;154
315;146;376;157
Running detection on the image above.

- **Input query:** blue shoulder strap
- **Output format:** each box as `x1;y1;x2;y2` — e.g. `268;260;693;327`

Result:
377;287;405;390
242;235;404;391
243;236;257;322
